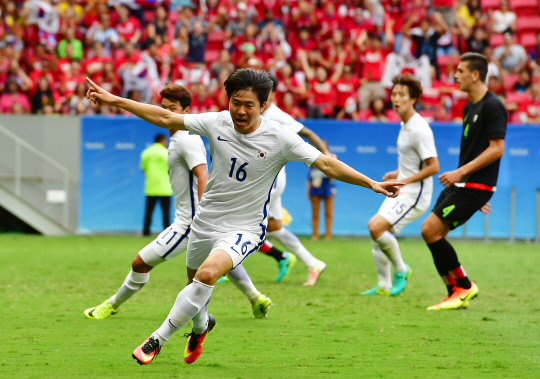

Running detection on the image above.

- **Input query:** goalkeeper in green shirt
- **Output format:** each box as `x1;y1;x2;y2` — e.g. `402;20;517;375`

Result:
141;134;173;236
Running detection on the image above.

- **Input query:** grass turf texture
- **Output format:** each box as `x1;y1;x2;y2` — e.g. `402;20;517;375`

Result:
1;235;540;379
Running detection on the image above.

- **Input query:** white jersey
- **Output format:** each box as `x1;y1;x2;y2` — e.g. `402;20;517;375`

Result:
183;110;321;238
167;130;207;230
396;112;437;200
262;103;305;199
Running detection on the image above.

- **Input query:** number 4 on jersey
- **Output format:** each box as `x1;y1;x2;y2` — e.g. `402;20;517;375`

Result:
229;158;248;182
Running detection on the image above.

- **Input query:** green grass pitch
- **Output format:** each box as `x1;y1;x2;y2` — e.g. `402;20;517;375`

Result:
2;234;540;378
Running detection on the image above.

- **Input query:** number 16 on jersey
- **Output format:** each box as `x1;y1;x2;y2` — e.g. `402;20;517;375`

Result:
229;158;248;182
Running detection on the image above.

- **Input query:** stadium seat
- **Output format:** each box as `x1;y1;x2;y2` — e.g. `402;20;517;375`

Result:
510;0;539;15
516;16;540;33
504;74;520;92
385;110;401;122
506;91;529;104
358;109;372;120
204;49;220;64
490;33;505;47
482;0;501;10
520;32;538;48
437;55;451;68
207;29;225;51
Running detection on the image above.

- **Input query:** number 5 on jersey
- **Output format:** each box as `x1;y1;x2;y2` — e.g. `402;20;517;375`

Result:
229;158;248;182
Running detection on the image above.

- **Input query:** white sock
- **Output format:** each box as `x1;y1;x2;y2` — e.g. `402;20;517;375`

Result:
153;279;213;346
372;240;392;291
376;231;407;273
226;264;260;304
267;228;318;269
108;270;150;309
191;297;211;334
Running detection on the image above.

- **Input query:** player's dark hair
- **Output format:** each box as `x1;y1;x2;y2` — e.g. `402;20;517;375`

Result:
155;133;167;143
391;73;422;104
160;84;192;108
224;68;273;105
460;52;488;82
269;75;278;92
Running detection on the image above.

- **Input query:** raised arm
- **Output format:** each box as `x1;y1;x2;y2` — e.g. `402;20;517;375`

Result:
86;77;187;130
311;154;403;197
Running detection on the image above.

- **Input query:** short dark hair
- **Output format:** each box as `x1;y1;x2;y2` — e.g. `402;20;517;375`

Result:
160;84;192;108
391;73;423;104
155;133;167;143
269;75;278;92
224;69;273;105
460;52;488;82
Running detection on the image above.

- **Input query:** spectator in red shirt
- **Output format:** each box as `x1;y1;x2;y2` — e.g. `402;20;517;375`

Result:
100;61;122;96
190;83;219;114
86;41;111;83
315;1;343;40
333;61;360;120
115;4;142;46
357;32;389;109
516;82;540;123
368;97;388;121
1;59;33;93
299;50;336;118
346;8;375;41
289;26;317;62
0;78;31;113
281;92;306;120
211;66;232;110
274;63;306;106
210;49;235;78
290;0;317;32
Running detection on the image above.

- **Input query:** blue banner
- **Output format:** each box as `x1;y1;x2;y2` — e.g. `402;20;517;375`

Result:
80;116;540;238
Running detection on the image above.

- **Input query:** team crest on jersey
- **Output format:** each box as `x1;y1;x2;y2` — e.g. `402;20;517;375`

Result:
257;150;267;159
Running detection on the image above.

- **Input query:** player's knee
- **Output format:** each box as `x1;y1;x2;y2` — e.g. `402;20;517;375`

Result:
421;220;437;242
368;217;383;239
132;255;152;273
195;267;218;285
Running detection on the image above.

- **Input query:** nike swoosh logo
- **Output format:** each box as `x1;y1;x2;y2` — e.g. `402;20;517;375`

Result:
156;241;162;246
217;136;229;141
459;295;468;301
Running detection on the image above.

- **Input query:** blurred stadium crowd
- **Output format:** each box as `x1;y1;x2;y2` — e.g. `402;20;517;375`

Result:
1;0;540;122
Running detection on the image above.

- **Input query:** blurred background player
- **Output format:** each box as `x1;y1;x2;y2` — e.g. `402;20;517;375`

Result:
362;73;439;297
84;84;272;320
421;53;506;310
307;141;336;240
140;133;172;236
260;75;335;285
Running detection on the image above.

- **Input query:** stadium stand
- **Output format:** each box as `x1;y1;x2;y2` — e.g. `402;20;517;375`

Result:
1;0;540;122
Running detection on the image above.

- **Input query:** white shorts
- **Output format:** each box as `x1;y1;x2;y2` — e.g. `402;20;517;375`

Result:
268;169;286;220
377;192;430;234
139;223;190;266
186;225;262;270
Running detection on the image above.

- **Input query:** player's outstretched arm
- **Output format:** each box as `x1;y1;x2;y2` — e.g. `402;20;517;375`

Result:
298;127;336;158
311;154;403;197
85;77;187;130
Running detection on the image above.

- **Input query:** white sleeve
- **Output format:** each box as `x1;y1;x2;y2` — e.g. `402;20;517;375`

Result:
183;112;220;138
178;137;208;170
264;110;304;134
280;129;321;166
414;125;438;161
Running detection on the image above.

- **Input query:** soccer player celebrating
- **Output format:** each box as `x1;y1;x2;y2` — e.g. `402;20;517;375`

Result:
362;73;439;296
86;69;403;365
83;84;272;320
421;52;506;310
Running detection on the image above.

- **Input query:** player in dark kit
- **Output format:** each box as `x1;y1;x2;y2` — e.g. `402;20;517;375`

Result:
420;52;506;310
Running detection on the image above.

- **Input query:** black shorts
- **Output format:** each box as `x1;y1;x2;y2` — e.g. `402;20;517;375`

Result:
432;186;493;230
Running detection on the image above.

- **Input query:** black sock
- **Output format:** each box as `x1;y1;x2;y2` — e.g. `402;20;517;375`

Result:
455;277;472;289
446;285;455;297
264;246;286;262
427;238;454;277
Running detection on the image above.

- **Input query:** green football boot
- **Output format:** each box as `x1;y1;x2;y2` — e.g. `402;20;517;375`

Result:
84;300;120;319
